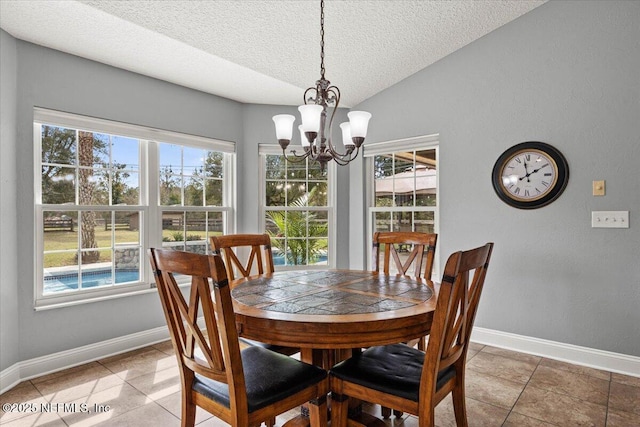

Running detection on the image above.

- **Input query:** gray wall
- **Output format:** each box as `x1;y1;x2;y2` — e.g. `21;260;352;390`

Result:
351;0;640;356
1;29;20;371
11;40;243;363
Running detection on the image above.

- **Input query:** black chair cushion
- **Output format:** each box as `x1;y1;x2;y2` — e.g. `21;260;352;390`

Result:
192;346;326;413
330;343;455;402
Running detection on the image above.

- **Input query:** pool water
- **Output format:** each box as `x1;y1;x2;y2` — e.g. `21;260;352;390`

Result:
273;254;327;266
44;253;329;293
44;269;140;294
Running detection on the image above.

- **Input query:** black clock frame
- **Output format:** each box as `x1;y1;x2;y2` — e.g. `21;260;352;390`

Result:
491;141;569;209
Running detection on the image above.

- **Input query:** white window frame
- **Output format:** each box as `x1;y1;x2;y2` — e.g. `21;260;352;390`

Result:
365;134;440;279
34;108;236;309
258;144;336;269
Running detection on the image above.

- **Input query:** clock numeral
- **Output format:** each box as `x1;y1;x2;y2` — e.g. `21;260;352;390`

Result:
535;187;541;194
524;189;530;197
515;157;522;164
525;154;531;161
542;181;550;187
541;163;549;169
544;173;552;176
514;187;521;195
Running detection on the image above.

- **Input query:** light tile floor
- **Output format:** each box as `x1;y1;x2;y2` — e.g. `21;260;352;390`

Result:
1;341;638;426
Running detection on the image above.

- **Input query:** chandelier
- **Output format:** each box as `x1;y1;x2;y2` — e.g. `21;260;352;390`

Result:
272;0;371;172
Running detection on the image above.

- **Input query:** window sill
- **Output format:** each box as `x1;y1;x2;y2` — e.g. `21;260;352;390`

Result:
33;282;188;311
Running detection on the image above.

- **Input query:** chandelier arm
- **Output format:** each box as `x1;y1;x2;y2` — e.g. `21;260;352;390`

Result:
326;143;359;163
283;148;312;163
304;86;318;105
326;85;341;106
330;146;360;166
324;85;340;148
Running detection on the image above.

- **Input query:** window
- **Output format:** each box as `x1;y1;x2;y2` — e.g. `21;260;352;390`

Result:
35;108;235;308
158;143;233;256
260;145;334;268
365;135;439;277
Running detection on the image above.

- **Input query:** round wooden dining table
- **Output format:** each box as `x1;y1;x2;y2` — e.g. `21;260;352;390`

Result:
231;269;438;427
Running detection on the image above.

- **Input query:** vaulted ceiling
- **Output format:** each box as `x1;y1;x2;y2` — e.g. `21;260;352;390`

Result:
0;0;546;107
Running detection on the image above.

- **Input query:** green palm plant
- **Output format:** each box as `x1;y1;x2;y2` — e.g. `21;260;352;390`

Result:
266;187;328;265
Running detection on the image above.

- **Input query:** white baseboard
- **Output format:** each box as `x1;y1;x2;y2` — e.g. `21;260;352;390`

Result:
0;364;21;396
471;327;640;377
0;325;171;394
2;326;638;395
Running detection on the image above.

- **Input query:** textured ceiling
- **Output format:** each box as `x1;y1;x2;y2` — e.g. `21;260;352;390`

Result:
0;0;546;107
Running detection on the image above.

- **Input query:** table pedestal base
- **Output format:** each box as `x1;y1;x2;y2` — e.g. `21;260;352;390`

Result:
281;412;386;427
347;412;387;427
281;349;389;426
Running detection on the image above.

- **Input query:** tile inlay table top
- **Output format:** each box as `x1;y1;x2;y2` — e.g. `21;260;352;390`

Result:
231;270;437;350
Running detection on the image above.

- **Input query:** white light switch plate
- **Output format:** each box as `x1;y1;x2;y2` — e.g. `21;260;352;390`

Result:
591;211;629;228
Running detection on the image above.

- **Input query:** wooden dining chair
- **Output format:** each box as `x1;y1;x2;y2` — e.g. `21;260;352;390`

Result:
210;234;275;282
372;232;438;418
149;248;328;427
373;231;438;280
210;234;299;357
331;243;494;427
374;231;437;352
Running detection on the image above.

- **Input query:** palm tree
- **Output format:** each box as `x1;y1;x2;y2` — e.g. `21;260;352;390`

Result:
266;187;328;266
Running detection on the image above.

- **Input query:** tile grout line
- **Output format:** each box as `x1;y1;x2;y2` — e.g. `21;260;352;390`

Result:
604;376;612;427
498;351;563;427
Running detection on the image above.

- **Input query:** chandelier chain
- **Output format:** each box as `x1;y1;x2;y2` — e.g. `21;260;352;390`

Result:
320;0;325;80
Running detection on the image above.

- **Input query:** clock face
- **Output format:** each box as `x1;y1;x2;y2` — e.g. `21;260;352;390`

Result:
499;149;558;201
492;142;569;209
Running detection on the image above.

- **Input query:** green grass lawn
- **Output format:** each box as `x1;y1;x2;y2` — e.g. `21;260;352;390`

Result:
44;229;138;268
43;229;216;268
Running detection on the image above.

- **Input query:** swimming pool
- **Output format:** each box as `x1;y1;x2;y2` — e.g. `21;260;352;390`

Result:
272;253;327;266
43;252;328;294
44;269;140;294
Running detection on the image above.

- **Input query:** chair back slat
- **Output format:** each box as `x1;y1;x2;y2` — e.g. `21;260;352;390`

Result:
373;231;437;279
211;234;275;281
149;248;244;388
420;243;493;397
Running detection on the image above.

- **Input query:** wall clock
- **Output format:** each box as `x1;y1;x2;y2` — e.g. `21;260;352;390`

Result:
492;141;569;209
